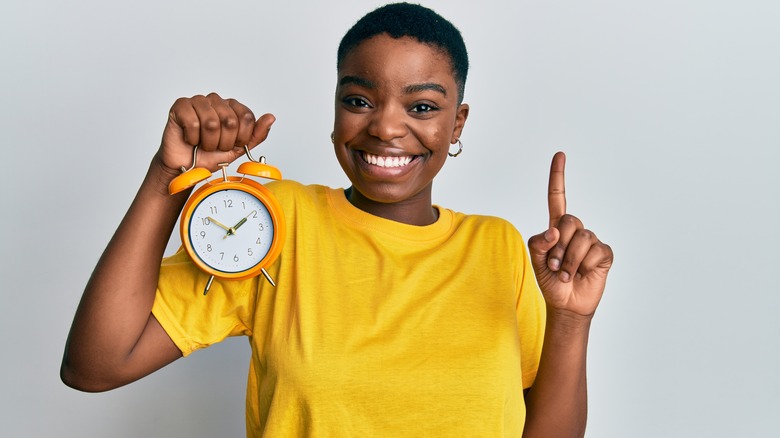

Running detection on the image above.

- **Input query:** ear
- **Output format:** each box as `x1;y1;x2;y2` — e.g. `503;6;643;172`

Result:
451;103;469;142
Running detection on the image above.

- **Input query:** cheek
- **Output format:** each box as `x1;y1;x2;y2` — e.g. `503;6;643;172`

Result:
333;110;365;140
333;143;357;181
418;125;451;151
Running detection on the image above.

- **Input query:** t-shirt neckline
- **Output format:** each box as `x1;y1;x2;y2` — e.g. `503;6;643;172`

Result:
326;187;455;242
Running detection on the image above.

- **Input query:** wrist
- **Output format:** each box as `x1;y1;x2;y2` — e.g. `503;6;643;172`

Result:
546;306;593;336
146;152;188;198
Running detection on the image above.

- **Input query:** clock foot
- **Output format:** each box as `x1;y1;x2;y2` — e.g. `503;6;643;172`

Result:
261;268;276;287
203;275;215;295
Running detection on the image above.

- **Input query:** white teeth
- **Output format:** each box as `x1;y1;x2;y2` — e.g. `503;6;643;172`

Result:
362;152;413;168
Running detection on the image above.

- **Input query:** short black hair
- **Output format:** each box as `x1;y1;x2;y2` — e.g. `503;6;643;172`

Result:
337;3;469;103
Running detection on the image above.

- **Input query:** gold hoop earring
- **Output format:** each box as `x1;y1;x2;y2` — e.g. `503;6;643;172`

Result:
448;139;463;157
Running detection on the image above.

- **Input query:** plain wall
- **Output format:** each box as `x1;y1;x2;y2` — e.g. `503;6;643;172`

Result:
1;0;778;436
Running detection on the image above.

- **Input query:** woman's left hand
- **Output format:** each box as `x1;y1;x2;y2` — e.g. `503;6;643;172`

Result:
527;152;614;318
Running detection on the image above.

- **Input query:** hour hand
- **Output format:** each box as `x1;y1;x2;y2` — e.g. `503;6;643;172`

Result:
231;211;257;232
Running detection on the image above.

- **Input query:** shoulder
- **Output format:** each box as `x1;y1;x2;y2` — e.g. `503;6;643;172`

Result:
440;209;529;261
263;180;349;230
264;180;336;208
264;179;320;197
449;210;525;243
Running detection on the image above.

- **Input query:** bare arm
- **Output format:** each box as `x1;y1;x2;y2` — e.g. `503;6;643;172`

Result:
60;160;188;392
523;308;592;437
61;93;275;392
523;152;614;437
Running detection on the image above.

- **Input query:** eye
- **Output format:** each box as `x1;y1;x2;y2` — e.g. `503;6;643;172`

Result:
410;103;439;113
343;97;371;108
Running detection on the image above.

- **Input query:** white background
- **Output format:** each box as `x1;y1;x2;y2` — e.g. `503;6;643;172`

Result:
1;0;778;436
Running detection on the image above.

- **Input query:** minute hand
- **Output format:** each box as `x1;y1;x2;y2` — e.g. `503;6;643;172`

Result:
207;217;231;232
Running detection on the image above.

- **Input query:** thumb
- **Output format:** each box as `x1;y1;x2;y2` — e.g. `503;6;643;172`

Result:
247;113;276;148
527;227;560;274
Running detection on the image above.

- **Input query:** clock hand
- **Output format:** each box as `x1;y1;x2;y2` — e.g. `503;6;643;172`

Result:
207;217;231;232
223;210;257;239
207;216;241;239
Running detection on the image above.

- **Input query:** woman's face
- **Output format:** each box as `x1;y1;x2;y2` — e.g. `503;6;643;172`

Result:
333;34;469;210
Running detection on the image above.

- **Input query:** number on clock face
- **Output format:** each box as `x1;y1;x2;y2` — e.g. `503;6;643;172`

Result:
187;189;275;273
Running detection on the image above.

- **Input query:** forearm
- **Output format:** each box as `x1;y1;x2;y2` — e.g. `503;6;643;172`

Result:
62;158;187;389
523;307;592;438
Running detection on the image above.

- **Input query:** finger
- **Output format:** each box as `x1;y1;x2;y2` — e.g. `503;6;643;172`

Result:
547;214;583;272
548;151;567;229
557;228;598;283
206;93;240;152
190;95;221;151
227;98;257;147
576;241;614;278
169;97;201;146
248;113;277;148
527;227;560;274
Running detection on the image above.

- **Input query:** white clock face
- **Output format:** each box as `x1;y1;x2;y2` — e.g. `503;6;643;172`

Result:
187;188;275;274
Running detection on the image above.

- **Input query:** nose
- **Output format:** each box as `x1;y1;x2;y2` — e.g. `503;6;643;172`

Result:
367;105;407;141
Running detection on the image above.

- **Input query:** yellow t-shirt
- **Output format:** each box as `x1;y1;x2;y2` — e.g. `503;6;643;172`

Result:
153;180;546;437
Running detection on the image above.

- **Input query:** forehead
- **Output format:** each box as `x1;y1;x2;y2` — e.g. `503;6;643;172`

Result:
337;35;457;91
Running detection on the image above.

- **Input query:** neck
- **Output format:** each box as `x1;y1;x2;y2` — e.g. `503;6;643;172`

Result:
345;187;439;226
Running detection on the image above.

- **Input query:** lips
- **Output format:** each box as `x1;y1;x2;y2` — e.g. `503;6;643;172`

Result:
361;151;415;168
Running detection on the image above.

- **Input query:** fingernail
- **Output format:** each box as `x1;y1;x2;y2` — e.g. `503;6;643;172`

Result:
549;258;561;271
559;271;570;282
544;229;555;242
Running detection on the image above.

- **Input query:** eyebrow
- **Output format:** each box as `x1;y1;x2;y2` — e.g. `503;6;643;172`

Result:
403;83;447;97
339;75;375;89
338;75;447;97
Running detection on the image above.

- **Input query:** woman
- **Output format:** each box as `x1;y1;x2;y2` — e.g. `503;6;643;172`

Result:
61;3;613;437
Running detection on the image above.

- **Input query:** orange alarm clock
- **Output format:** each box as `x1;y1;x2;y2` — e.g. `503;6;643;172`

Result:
169;146;286;294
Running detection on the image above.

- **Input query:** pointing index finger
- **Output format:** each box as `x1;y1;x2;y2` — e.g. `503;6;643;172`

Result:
548;151;567;228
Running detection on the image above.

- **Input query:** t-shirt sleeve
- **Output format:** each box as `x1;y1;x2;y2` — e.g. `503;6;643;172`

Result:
516;238;546;389
152;249;258;356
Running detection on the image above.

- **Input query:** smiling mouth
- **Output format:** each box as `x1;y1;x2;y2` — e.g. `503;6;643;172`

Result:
361;151;415;168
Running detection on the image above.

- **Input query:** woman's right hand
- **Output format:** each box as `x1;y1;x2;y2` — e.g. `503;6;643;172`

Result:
156;92;276;183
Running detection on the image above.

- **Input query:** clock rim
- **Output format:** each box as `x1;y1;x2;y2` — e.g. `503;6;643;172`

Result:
179;176;286;281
